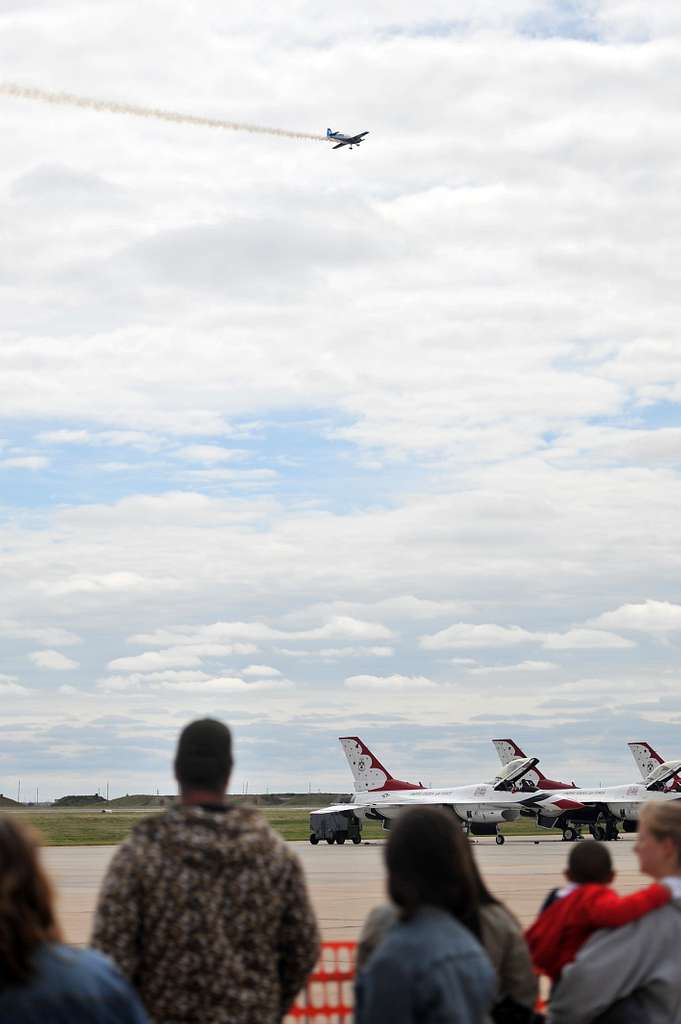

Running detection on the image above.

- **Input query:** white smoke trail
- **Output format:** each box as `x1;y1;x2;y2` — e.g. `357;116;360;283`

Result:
0;82;327;143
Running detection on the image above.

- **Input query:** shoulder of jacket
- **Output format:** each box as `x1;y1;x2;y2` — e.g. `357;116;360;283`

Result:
481;901;522;933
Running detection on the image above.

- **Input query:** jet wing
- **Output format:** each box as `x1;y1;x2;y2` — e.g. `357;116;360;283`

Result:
311;802;357;814
333;142;347;149
359;794;510;811
358;791;583;813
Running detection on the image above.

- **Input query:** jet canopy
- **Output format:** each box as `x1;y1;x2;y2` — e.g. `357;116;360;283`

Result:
492;756;539;791
645;759;681;790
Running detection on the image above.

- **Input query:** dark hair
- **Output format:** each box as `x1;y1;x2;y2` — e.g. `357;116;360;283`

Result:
385;807;482;938
568;840;613;883
0;817;62;986
174;719;233;791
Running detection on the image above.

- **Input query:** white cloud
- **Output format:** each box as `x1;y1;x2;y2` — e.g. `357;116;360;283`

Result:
37;429;160;450
541;629;635;650
29;650;79;671
107;648;205;671
241;664;281;677
422;622;634;651
345;674;437;690
589;600;681;634
3;5;681;792
96;668;293;694
128;615;394;649
175;445;247;464
129;621;280;646
0;455;48;470
0;674;30;695
37;429;91;444
182;468;277;484
299;616;395;641
34;572;179;597
468;660;557;675
152;677;282;693
374;596;472;619
421;623;534;650
0;620;81;647
58;684;78;694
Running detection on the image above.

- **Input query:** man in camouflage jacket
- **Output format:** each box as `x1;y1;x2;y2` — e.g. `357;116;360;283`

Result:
92;720;320;1023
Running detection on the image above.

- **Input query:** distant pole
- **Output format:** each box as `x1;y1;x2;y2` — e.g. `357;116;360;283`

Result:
35;786;38;804
17;780;21;803
106;781;109;801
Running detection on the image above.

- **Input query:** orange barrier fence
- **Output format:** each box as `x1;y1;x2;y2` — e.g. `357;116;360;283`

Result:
287;942;357;1022
286;941;548;1021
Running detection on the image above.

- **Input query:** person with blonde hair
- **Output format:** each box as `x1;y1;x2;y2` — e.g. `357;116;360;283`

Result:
0;816;147;1022
550;800;681;1024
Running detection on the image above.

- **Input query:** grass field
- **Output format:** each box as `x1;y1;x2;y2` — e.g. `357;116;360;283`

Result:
5;807;546;846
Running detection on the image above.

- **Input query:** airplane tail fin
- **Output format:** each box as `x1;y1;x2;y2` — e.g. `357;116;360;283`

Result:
492;738;576;789
629;741;665;779
339;736;423;792
327;128;333;136
493;738;528;766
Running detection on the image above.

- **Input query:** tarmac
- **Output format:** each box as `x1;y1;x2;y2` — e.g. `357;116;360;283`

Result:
44;834;646;946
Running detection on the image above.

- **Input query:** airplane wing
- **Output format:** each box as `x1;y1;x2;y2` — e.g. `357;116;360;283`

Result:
357;794;510;812
358;791;582;814
333;142;347;149
311;802;358;815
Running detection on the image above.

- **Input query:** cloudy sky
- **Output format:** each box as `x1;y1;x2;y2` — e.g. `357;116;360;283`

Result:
2;1;681;800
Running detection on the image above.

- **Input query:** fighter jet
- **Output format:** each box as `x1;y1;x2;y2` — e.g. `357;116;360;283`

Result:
309;735;582;846
326;128;369;150
493;737;681;841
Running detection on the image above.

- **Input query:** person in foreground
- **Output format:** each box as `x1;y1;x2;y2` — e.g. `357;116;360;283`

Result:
548;802;681;1024
527;836;671;984
0;816;147;1023
92;719;320;1024
355;806;496;1024
358;819;538;1023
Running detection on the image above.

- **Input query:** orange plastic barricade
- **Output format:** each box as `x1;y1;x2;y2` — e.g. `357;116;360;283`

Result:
286;941;357;1022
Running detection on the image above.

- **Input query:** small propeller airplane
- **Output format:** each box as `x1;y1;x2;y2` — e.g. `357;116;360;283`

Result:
326;128;369;150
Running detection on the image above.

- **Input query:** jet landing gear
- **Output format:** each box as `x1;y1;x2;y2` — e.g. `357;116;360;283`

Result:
562;826;582;842
495;833;505;846
589;822;620;842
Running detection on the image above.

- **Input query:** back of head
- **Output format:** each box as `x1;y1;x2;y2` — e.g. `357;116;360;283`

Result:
640;802;681;866
0;816;61;986
567;840;613;884
386;807;481;936
174;718;233;793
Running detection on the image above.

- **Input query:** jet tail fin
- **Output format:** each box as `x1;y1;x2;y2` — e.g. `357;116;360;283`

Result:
628;741;665;779
492;738;576;789
493;738;528;766
339;736;423;792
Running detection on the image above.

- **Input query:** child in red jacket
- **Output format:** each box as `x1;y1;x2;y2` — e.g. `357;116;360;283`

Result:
525;838;671;982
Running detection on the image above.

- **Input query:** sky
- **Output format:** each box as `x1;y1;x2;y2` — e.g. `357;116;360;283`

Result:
2;1;681;800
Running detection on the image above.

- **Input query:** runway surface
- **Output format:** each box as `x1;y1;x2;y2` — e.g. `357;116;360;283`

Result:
44;835;646;945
